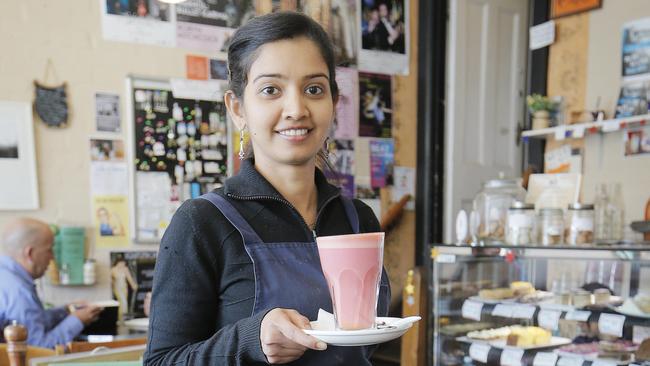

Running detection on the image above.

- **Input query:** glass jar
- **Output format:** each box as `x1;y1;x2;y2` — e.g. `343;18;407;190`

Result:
538;208;564;245
566;203;594;245
473;178;527;244
506;202;536;245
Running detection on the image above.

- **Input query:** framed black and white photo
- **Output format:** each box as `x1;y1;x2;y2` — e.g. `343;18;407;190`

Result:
0;101;39;210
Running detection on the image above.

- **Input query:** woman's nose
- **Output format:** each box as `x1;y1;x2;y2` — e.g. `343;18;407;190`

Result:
282;88;308;121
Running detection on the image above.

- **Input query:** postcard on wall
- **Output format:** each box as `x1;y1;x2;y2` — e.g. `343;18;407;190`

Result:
622;17;650;80
369;138;394;188
135;171;173;241
93;195;130;248
624;126;650;156
175;0;254;52
392;166;415;210
333;67;359;139
359;72;392;138
109;251;157;318
95;93;121;133
90;138;125;162
551;0;601;18
358;0;409;75
101;0;175;47
210;59;228;80
186;55;209;80
0;101;39;210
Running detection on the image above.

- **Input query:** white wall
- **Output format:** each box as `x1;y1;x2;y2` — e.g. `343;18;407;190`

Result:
583;0;650;233
0;1;217;305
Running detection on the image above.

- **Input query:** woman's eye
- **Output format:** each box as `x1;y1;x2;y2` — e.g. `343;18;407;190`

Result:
305;85;323;95
260;86;279;95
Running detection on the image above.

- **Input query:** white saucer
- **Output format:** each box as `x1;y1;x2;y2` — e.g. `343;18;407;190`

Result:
89;300;120;308
303;317;419;347
123;317;149;331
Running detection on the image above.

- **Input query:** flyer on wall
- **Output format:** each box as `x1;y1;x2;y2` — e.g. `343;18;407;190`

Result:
358;0;409;75
359;72;393;138
369;138;394;189
300;0;359;65
176;0;255;52
101;0;175;47
617;17;650;118
333;67;359;139
95;93;121;133
93;195;130;248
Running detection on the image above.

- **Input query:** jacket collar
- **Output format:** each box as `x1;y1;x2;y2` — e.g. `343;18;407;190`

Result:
0;255;34;286
224;159;340;209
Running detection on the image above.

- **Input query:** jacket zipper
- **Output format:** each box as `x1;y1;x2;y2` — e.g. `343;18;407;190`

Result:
226;193;340;240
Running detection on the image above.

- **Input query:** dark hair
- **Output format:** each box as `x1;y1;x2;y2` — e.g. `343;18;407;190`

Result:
227;11;339;101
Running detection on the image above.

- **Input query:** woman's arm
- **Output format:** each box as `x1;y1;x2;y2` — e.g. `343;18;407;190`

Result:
144;202;269;366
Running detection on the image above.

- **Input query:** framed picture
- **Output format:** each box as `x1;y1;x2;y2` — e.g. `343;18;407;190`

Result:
0;101;39;210
551;0;602;19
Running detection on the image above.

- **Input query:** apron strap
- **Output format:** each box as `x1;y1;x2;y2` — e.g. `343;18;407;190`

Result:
199;192;264;244
340;196;360;234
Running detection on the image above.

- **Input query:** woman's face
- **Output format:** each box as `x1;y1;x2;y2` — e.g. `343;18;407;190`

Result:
227;37;335;168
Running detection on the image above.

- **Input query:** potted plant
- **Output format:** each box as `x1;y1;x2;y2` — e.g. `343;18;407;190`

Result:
527;94;554;130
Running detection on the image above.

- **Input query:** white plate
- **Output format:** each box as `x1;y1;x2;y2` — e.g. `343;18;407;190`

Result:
457;336;572;350
609;299;650;319
123;317;149;331
89;300;120;308
303;317;416;346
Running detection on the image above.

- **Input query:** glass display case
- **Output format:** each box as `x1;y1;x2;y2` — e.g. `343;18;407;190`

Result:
430;243;650;366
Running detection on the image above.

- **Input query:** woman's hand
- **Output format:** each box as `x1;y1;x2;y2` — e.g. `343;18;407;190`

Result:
260;308;327;364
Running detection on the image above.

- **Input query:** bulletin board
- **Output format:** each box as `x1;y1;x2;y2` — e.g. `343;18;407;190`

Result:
126;77;230;243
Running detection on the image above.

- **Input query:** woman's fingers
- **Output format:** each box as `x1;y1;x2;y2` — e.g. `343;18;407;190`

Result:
260;308;327;364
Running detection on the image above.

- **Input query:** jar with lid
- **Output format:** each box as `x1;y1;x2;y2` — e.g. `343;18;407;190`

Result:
566;203;594;245
473;177;527;244
83;259;96;285
538;208;564;245
506;202;536;245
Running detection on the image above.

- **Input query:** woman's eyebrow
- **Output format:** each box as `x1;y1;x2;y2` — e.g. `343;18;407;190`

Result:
252;73;329;83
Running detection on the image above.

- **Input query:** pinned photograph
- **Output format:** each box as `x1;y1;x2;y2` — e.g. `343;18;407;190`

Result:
105;0;171;20
110;251;157;319
90;138;125;162
101;0;175;47
358;0;409;75
95;93;121;133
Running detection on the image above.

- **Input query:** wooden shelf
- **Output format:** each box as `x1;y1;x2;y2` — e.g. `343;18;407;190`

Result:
521;113;650;140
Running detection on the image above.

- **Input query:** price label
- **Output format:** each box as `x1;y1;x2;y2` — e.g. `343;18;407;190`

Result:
538;309;562;331
555;126;567;140
462;300;484;321
633;325;650;345
601;120;620;132
492;304;514;318
469;342;491;363
592;360;617;366
572;126;585;138
512;304;537;319
565;310;591;322
533;352;558;366
598;313;626;337
501;348;524;366
557;356;583;366
437;254;456;263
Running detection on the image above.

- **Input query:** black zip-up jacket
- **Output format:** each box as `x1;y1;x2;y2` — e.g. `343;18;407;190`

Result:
144;159;389;365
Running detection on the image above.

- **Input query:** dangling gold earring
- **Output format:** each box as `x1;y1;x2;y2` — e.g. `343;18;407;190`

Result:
239;127;246;160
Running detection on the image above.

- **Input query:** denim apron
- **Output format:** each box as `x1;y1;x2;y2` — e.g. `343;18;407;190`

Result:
200;192;390;365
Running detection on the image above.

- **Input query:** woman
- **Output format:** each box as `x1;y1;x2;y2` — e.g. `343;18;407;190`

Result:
145;11;390;366
111;255;138;320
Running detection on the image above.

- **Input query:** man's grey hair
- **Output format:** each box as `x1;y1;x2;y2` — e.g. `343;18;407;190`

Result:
1;218;50;257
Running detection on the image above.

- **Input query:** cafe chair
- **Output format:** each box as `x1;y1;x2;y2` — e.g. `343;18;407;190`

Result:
1;321;57;366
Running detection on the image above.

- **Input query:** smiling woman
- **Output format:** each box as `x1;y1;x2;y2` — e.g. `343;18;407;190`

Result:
144;11;390;366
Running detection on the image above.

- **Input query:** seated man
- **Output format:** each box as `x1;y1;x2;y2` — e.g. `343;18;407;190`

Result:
0;218;102;348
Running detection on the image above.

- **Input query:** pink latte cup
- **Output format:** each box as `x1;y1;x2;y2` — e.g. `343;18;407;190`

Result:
315;232;385;330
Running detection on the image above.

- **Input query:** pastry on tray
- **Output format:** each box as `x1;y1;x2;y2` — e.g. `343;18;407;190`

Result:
479;288;515;300
467;325;551;347
510;281;535;297
634;293;650;313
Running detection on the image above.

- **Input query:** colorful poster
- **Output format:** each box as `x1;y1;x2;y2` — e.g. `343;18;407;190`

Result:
325;171;355;198
358;0;409;75
300;0;358;65
93;195;130;248
359;72;392;137
95;93;121;133
624;126;650;156
175;0;255;51
369;138;394;188
101;0;175;47
110;251;157;319
333;67;359;139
